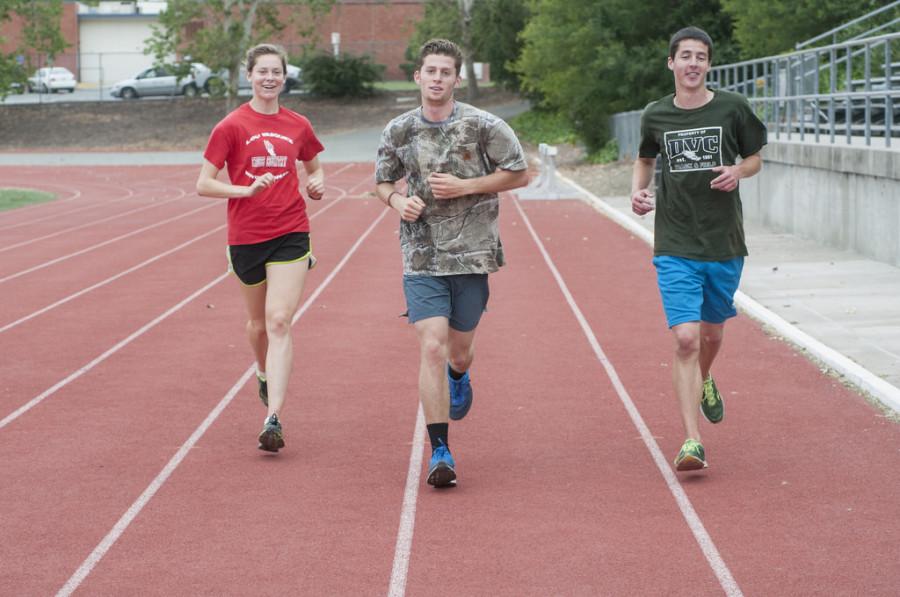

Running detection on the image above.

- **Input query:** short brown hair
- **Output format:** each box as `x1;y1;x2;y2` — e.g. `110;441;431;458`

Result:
669;27;713;62
246;43;287;74
417;38;463;76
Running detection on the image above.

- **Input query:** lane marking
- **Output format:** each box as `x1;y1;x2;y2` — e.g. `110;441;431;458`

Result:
557;172;900;414
0;202;217;284
56;207;389;597
0;190;191;253
514;198;744;597
0;225;225;333
0;190;352;426
387;404;426;597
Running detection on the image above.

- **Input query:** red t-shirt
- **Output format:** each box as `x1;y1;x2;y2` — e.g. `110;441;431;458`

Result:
204;103;324;245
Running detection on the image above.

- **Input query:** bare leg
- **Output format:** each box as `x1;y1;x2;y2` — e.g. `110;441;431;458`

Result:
671;322;702;441
447;327;476;374
414;317;451;424
262;260;309;418
698;321;725;380
237;281;268;374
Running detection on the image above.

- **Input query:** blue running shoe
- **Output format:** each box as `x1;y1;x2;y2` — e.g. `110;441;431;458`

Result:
426;443;457;487
448;367;473;421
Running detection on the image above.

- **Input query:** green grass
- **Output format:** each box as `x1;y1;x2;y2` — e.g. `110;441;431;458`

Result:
0;188;56;211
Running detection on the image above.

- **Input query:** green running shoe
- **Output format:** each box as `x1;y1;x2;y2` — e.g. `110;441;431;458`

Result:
700;375;724;424
258;413;285;453
257;374;268;407
674;439;708;471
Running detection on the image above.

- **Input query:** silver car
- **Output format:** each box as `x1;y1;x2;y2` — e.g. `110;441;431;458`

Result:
27;67;77;93
110;65;200;99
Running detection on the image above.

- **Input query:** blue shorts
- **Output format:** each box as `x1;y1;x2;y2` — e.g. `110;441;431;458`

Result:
653;255;744;328
402;274;490;332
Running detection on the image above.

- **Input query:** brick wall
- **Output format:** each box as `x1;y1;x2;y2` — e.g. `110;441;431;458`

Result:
1;2;79;76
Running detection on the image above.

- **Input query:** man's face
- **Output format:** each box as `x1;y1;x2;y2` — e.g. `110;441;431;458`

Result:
414;54;460;105
667;38;710;92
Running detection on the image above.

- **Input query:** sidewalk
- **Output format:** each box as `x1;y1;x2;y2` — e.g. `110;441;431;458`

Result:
555;172;900;414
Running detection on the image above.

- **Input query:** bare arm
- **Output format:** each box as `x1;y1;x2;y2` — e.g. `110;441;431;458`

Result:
710;152;762;192
428;168;530;200
375;181;425;222
301;156;325;200
196;159;273;199
631;157;656;215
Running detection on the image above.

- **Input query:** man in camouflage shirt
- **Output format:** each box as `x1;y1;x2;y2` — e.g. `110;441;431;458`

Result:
375;39;528;488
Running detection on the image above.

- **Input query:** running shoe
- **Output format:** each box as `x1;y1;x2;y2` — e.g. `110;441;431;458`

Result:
448;367;473;421
426;443;457;487
700;375;724;424
257;374;268;407
674;438;708;471
258;413;285;453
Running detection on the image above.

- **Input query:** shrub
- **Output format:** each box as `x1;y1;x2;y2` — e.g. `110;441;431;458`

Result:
508;109;577;146
301;52;385;98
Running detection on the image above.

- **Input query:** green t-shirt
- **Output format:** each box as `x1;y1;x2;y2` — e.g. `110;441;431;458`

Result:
639;90;767;260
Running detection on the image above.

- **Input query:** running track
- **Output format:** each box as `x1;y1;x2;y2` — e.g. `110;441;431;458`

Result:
0;164;897;596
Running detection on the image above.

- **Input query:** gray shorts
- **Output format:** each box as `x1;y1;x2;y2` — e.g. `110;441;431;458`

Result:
402;273;490;332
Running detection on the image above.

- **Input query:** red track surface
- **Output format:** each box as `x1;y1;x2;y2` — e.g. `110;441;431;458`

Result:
1;164;897;596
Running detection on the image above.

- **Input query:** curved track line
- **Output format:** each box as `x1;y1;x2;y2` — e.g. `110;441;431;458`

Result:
0;189;190;253
0;184;138;232
0;225;226;333
55;207;390;597
513;198;744;597
387;404;425;597
0;192;350;426
0;201;217;284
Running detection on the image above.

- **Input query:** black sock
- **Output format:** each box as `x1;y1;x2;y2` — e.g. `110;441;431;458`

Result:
426;423;449;450
448;366;465;380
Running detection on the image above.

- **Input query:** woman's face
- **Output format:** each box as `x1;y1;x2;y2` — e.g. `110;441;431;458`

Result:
247;53;285;101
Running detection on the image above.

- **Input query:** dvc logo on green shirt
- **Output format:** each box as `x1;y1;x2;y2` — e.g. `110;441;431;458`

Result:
664;126;722;172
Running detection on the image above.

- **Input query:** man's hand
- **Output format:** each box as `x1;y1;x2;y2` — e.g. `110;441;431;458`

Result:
710;165;740;192
246;173;275;196
394;194;426;222
306;173;325;200
631;188;655;215
428;172;469;199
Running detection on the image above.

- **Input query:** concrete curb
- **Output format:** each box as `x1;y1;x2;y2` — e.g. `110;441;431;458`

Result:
556;171;900;414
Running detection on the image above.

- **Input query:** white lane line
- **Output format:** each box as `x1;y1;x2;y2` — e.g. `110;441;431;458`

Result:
0;202;217;284
387;404;426;597
0;186;134;232
0;225;226;333
0;273;227;431
0;189;191;253
557;171;900;415
513;199;744;597
0;193;351;425
0;185;82;222
56;207;390;597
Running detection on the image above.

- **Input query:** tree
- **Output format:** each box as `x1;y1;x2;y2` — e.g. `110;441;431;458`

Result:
406;0;530;96
144;0;334;109
721;0;893;58
0;0;72;99
515;0;737;151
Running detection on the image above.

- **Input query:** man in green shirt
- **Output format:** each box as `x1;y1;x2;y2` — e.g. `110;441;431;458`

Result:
631;26;767;471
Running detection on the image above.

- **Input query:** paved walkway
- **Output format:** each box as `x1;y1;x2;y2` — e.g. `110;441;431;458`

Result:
2;101;897;413
553;174;900;414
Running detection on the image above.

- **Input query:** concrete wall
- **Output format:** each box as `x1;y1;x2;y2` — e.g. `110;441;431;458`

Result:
740;140;900;266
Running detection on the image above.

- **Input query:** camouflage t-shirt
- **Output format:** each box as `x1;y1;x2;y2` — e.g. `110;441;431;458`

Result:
375;101;527;275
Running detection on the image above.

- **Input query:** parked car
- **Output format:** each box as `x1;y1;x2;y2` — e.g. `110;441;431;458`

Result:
27;67;77;93
110;65;200;99
193;62;302;94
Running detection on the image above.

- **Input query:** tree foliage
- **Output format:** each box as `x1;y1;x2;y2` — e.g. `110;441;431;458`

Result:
145;0;334;107
514;0;738;151
721;0;894;58
302;52;383;97
405;0;530;92
0;0;72;100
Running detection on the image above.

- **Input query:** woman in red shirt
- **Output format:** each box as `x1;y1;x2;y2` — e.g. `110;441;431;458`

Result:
197;43;325;453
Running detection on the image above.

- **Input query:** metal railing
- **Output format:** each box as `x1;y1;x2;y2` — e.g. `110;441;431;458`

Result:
708;32;900;147
795;0;900;50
